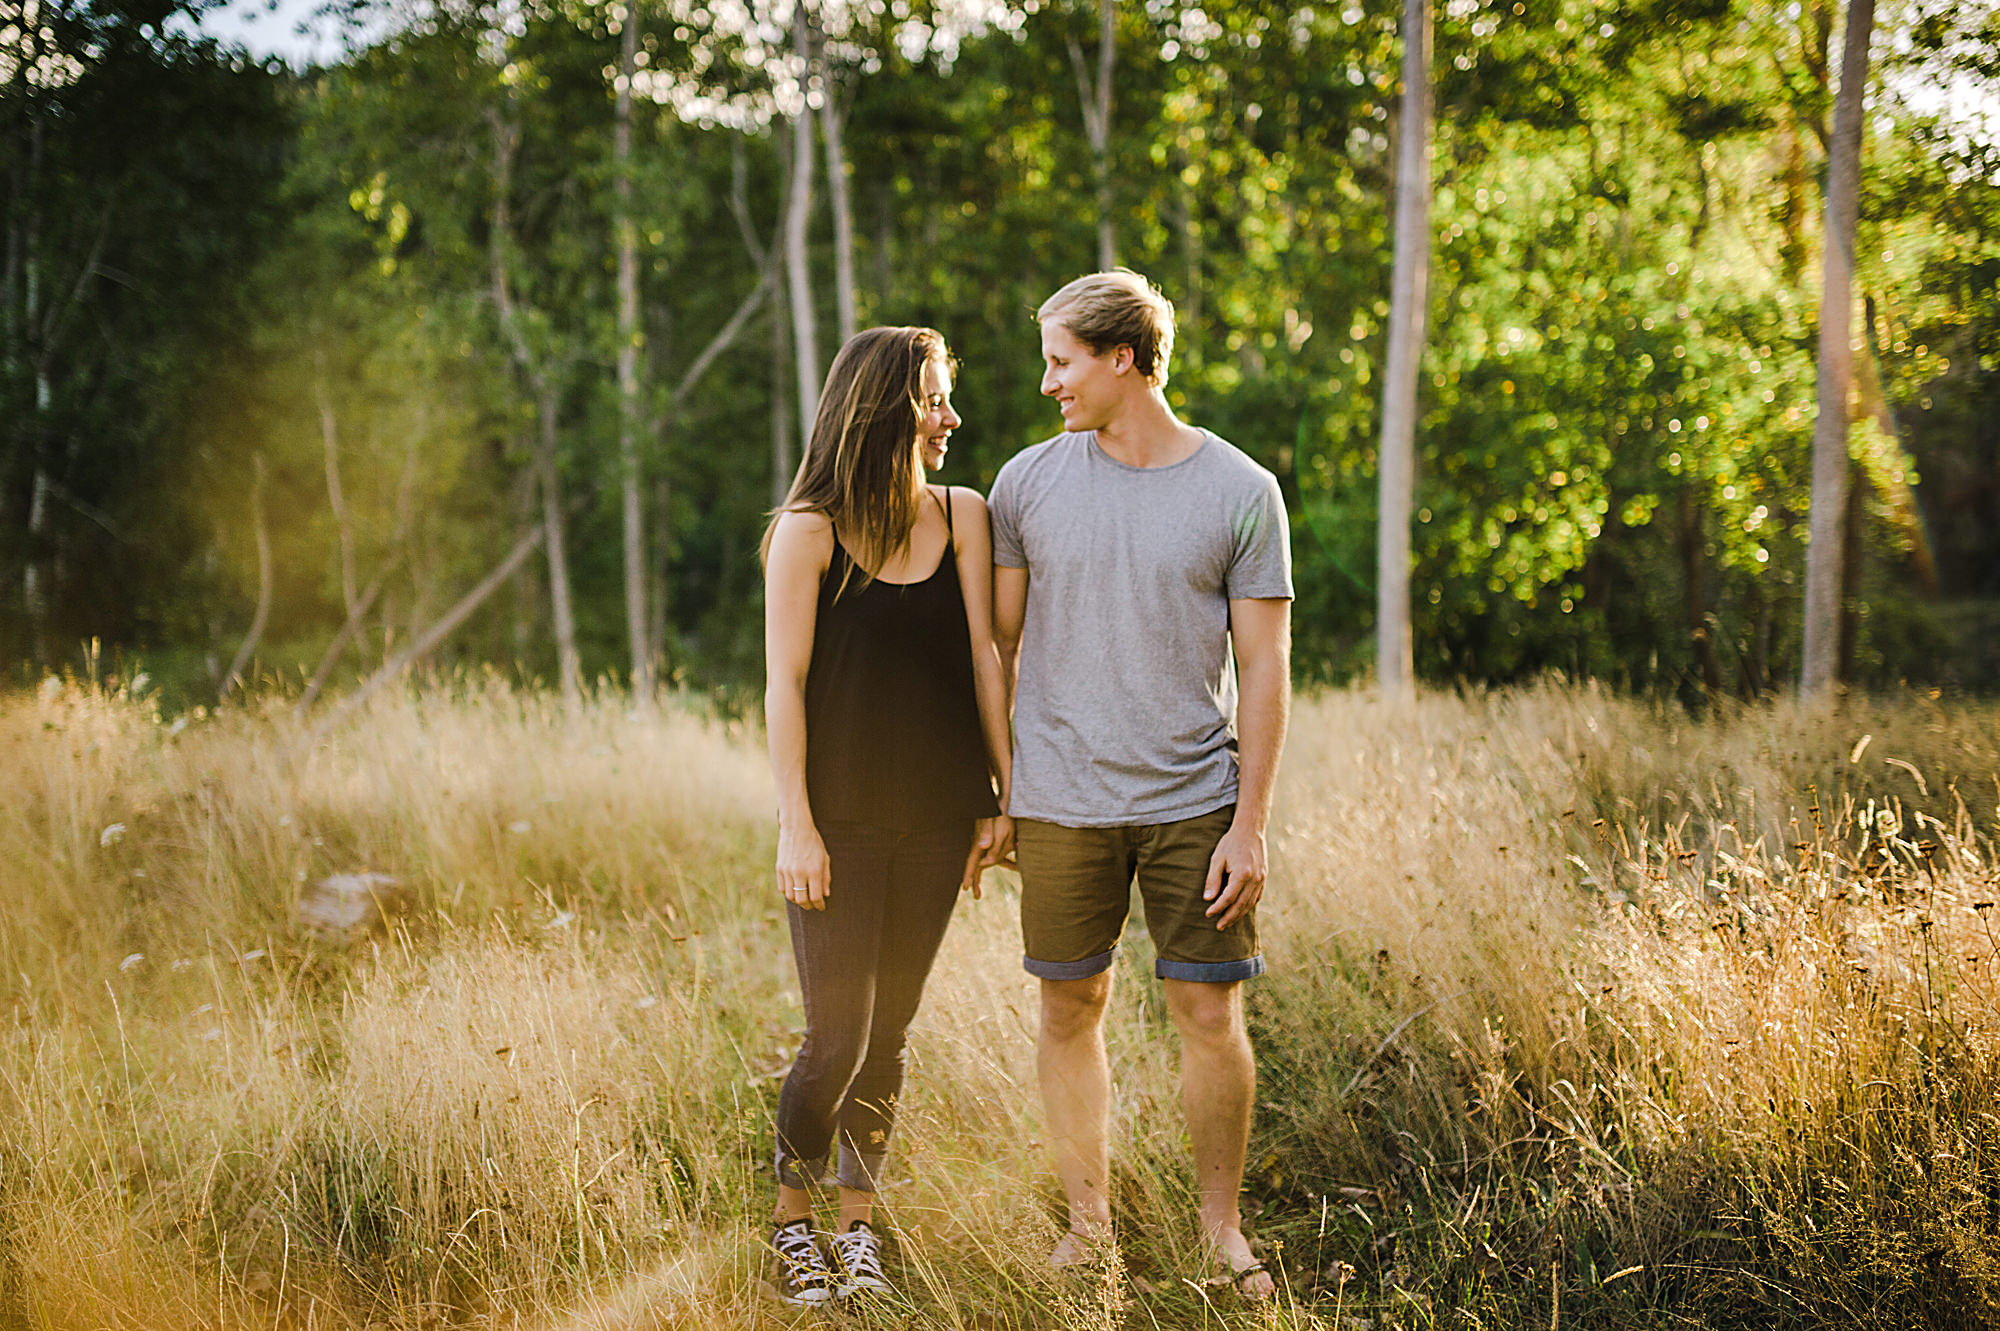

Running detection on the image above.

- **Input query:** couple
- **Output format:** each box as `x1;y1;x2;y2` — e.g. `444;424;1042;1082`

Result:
761;270;1293;1307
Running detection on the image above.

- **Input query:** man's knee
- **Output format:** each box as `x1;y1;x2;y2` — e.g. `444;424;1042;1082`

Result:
1163;978;1245;1048
1040;974;1112;1043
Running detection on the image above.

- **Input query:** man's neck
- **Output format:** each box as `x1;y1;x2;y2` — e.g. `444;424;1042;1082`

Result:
1092;392;1204;469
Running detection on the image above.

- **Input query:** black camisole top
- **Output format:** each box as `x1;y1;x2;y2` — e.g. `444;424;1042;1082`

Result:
802;490;1000;828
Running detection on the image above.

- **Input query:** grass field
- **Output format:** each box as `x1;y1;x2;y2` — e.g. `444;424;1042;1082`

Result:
4;675;1999;1329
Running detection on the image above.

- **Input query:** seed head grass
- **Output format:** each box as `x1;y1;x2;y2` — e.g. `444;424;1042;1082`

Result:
3;676;1998;1328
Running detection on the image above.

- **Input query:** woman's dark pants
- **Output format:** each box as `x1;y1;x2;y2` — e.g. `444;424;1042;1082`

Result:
774;820;970;1192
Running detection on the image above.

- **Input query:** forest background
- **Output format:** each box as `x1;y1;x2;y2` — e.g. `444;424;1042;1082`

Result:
6;0;1998;707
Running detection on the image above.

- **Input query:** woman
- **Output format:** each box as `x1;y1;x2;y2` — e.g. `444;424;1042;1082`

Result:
760;326;1012;1306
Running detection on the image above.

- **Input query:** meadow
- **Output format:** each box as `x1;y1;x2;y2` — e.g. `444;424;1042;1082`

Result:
3;675;1998;1330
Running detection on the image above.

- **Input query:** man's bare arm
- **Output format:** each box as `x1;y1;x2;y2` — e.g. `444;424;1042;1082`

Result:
994;564;1029;710
1202;597;1291;928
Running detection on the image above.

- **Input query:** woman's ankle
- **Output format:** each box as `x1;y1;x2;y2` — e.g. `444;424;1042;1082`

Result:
775;1184;815;1226
835;1185;874;1231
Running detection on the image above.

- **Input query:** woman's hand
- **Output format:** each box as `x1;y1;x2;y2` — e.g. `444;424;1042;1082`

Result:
983;814;1016;872
776;820;832;910
961;815;1014;898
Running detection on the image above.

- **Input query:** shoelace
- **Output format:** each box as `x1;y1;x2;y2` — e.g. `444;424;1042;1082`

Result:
773;1222;830;1283
832;1225;886;1284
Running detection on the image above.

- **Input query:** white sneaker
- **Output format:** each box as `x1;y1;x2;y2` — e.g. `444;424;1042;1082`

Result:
829;1219;893;1299
766;1218;836;1307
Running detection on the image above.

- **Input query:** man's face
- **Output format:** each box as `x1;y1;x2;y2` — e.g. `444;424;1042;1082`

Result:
1039;319;1127;433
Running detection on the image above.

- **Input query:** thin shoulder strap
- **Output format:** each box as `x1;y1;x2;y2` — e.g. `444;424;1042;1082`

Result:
940;485;956;539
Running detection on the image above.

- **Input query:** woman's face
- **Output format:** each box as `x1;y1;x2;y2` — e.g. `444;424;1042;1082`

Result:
917;356;962;473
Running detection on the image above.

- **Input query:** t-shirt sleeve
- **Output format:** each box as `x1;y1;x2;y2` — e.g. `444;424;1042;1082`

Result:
1226;471;1294;600
989;460;1028;569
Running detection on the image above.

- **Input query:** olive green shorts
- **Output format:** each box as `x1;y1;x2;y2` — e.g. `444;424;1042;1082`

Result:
1015;804;1265;983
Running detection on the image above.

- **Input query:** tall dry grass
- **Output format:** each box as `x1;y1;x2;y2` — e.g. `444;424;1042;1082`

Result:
2;675;1997;1328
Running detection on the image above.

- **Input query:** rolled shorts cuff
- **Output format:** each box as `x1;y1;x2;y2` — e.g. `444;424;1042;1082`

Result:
1023;946;1118;981
1155;955;1266;983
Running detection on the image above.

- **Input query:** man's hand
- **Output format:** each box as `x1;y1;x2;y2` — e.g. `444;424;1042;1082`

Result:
1202;821;1267;929
776;821;831;910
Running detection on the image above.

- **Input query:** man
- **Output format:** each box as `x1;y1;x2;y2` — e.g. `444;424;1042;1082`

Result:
990;269;1292;1299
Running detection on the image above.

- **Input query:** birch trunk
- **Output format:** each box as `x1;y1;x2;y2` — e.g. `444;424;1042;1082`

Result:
614;8;653;695
489;109;583;704
1800;0;1874;699
1066;0;1117;269
24;468;49;664
785;2;821;456
19;97;48;664
820;85;856;342
1376;0;1430;702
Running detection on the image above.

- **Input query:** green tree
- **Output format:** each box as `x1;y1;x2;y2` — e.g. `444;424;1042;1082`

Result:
1;1;290;682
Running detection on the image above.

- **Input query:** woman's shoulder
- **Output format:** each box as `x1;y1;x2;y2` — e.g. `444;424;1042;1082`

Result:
772;508;836;537
766;508;836;570
932;484;989;520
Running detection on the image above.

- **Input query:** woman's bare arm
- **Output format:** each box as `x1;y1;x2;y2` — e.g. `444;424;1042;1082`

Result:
952;487;1015;885
765;510;835;908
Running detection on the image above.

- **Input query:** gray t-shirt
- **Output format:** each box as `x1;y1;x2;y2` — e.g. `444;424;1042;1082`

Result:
991;428;1293;827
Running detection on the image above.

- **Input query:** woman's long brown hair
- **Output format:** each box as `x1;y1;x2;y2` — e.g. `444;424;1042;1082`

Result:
761;326;949;597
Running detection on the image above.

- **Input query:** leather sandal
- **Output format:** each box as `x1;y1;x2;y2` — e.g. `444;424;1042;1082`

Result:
1229;1259;1274;1302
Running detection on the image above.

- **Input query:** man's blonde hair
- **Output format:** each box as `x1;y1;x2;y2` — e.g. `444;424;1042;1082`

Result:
1036;268;1177;386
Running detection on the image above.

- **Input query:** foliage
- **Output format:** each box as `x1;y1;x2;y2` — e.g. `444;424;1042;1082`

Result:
2;0;1997;698
0;2;293;672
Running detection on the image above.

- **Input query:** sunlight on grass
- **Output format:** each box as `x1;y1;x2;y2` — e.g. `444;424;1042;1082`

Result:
2;676;1997;1327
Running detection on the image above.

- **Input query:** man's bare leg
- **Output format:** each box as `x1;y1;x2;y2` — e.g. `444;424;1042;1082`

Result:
1038;972;1116;1264
1162;978;1274;1298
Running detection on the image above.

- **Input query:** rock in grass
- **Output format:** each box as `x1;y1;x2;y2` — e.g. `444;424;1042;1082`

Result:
296;872;408;943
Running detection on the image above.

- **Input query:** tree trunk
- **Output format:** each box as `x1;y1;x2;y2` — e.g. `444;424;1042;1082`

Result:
490;107;582;704
614;8;653;696
19;96;48;666
316;525;546;736
24;468;49;665
537;388;583;705
785;2;821;457
820;82;856;343
1375;0;1430;703
1800;0;1874;698
1066;0;1117;270
220;454;273;702
296;573;386;716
